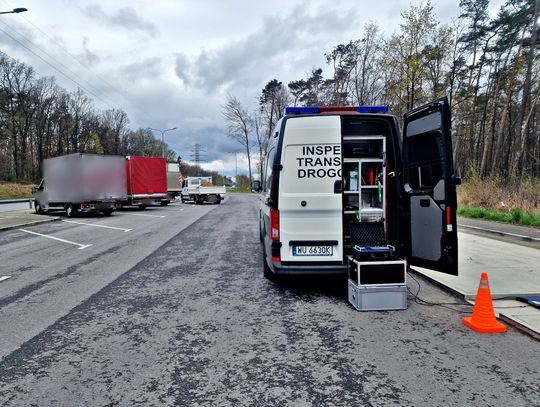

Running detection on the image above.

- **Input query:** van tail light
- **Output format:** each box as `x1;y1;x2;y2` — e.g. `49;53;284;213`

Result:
270;208;279;241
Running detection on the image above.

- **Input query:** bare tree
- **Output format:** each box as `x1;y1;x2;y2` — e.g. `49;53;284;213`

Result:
221;94;253;183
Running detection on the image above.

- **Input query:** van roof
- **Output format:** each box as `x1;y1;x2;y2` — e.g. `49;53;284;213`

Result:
284;106;389;116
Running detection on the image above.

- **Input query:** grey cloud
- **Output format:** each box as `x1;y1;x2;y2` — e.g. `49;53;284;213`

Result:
175;6;355;93
119;57;163;81
175;52;193;85
83;5;158;37
81;37;100;65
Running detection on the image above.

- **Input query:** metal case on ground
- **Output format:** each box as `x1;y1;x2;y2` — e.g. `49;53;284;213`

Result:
348;280;407;311
347;256;408;311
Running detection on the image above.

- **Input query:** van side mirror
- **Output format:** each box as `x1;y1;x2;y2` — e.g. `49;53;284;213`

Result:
251;180;261;193
334;180;342;194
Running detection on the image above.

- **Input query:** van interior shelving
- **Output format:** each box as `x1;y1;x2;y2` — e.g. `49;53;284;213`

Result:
341;135;386;257
341;124;407;311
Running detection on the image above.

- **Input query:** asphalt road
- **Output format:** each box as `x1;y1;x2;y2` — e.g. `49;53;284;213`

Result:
1;193;539;406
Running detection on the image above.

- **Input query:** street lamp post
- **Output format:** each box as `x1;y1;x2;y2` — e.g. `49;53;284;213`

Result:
148;127;177;158
0;8;28;15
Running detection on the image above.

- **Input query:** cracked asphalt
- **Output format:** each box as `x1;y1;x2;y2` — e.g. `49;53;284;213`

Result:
1;193;539;406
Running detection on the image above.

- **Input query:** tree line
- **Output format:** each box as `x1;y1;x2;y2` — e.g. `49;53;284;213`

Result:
0;51;176;183
223;0;539;182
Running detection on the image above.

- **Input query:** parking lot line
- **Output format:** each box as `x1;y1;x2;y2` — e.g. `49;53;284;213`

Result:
18;229;92;250
121;213;165;218
0;276;11;282
62;220;132;232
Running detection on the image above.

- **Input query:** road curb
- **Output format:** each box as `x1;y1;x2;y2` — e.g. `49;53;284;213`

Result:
0;216;61;232
409;267;467;300
458;223;540;243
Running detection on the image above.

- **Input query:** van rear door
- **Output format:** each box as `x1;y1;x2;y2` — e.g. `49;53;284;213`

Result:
402;97;458;275
278;115;343;263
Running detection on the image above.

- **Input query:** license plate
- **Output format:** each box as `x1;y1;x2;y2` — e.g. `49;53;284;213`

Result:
293;245;333;256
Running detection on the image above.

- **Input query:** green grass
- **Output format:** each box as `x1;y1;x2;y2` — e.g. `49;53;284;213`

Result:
458;205;540;227
226;187;252;193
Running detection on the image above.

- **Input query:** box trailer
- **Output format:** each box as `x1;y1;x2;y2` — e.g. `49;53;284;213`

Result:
123;156;168;209
257;98;460;309
32;153;126;217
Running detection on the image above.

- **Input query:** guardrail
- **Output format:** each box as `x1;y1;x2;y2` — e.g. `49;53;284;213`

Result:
0;198;33;208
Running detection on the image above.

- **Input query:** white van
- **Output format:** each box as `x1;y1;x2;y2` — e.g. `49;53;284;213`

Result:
257;98;459;279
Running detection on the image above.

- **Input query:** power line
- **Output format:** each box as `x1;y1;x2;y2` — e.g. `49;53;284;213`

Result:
0;22;115;110
0;7;158;129
190;144;207;166
6;4;130;105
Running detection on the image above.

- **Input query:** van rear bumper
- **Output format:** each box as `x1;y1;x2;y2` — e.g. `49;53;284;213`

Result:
271;261;347;276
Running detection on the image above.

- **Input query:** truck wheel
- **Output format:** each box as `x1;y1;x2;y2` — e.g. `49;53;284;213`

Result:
66;204;77;218
34;201;44;215
160;201;169;206
138;205;147;210
103;209;113;216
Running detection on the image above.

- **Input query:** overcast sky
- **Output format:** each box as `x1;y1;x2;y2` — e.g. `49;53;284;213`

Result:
0;0;504;176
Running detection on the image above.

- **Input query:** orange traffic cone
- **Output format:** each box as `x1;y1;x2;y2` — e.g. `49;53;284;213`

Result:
463;272;506;333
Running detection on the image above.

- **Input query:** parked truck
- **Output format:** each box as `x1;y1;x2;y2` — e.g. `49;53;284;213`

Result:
123;155;168;209
181;176;225;204
160;163;183;206
32;153;126;217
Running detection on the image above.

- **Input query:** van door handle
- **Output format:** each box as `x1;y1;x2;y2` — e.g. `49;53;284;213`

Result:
334;180;342;194
420;199;430;207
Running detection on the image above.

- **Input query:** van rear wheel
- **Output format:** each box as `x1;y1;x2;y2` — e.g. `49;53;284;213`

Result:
262;246;275;280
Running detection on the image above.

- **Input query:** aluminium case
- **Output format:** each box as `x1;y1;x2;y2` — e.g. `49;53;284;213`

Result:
166;163;182;192
43;153;127;203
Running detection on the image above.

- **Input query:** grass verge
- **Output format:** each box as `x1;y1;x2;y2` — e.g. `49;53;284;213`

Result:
226;187;252;193
0;182;34;199
458;205;540;227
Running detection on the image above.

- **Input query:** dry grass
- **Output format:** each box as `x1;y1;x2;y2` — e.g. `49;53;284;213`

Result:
0;182;35;199
458;174;540;213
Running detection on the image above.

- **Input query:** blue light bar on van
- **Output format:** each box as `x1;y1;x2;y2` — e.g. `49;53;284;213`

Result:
284;106;320;115
284;105;389;115
356;106;389;113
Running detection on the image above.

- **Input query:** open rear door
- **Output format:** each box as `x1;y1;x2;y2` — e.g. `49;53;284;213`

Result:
402;97;458;275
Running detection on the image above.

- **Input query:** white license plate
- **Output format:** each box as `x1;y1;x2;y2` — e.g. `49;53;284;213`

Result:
293;245;333;256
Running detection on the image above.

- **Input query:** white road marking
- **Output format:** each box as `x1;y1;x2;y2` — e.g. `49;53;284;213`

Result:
0;276;11;282
62;220;132;232
180;209;184;211
18;229;92;250
121;213;165;218
458;223;540;242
